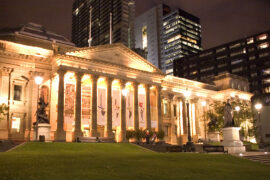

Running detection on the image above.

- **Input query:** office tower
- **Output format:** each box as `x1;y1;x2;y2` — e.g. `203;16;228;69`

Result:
162;9;202;75
173;30;270;94
72;0;135;48
135;4;171;68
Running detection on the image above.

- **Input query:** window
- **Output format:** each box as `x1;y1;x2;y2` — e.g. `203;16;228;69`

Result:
259;52;270;58
258;42;269;49
257;34;268;41
216;47;226;53
163;102;168;115
231;59;243;65
142;26;147;50
247;38;254;44
13;85;22;101
11;117;20;132
230;43;241;49
249;56;256;61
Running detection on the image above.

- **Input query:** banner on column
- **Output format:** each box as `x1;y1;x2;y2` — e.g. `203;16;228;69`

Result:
97;87;106;125
112;89;120;128
81;84;91;134
64;83;75;130
150;90;157;129
126;90;134;129
138;93;146;128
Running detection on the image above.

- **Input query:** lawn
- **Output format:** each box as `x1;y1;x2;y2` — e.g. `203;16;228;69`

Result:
0;143;269;180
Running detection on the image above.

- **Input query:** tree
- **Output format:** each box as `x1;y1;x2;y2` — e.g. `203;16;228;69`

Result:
0;103;8;120
205;99;253;139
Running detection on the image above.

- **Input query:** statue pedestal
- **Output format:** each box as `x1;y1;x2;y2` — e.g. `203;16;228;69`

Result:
35;123;51;142
222;127;245;154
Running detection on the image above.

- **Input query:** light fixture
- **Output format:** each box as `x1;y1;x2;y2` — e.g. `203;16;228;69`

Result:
235;106;240;112
122;89;128;96
255;103;262;111
201;101;206;107
184;89;191;99
35;76;43;85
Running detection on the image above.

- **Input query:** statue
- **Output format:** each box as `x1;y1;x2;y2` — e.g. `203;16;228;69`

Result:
223;100;234;127
34;97;49;125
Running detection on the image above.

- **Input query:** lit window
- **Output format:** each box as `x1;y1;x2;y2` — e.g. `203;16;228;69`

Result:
257;34;268;41
258;42;269;49
163;102;168;115
247;38;254;44
142;26;147;50
11;117;20;133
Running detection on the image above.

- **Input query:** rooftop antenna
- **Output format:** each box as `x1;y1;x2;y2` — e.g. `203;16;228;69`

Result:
88;6;92;47
110;12;112;44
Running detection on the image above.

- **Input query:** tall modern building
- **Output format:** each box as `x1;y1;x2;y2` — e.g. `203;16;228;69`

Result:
135;5;202;75
72;0;135;48
162;9;202;75
173;30;270;94
135;4;171;68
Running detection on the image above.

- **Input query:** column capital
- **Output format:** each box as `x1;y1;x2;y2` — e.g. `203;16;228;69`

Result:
57;69;67;76
132;81;139;87
1;67;13;76
91;74;99;81
75;71;84;79
106;76;114;83
120;79;127;88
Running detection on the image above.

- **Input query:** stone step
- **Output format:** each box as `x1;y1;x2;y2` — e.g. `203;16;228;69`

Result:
80;137;115;143
244;155;270;165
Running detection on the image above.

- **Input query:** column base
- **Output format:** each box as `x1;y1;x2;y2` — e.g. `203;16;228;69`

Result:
104;130;114;138
90;129;99;137
54;129;66;142
74;130;83;141
118;131;126;143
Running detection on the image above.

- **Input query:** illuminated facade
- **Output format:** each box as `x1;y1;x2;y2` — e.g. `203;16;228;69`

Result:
162;9;202;75
0;25;252;144
72;0;135;49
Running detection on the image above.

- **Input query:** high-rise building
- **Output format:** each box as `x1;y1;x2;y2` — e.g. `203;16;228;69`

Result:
72;0;135;48
173;30;270;94
135;4;171;69
162;9;202;75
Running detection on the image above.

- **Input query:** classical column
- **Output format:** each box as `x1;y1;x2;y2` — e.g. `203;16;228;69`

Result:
74;72;84;140
55;69;66;141
119;80;126;142
157;86;162;131
105;77;114;138
145;84;151;130
90;75;98;137
133;82;139;130
25;71;34;140
182;98;188;134
0;67;13;140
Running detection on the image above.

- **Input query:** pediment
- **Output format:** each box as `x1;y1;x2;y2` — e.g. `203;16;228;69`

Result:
66;43;163;74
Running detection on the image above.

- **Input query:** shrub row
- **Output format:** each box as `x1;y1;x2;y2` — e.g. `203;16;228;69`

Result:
126;129;165;141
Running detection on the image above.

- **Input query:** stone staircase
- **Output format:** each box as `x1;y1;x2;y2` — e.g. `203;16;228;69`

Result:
243;154;270;165
79;137;115;143
136;142;183;152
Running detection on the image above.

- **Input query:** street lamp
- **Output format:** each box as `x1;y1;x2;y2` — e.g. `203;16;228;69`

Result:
255;103;263;147
35;76;43;141
201;101;207;142
184;89;194;152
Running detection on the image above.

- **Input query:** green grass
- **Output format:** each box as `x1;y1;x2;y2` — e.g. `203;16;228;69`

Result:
0;143;269;180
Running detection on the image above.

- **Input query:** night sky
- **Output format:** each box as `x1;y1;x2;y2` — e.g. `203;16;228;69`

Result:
0;0;270;49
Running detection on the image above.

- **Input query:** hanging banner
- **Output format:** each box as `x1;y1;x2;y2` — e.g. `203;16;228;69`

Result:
138;93;146;128
126;90;134;129
150;90;157;128
64;83;75;130
81;84;91;132
97;87;106;125
112;89;120;128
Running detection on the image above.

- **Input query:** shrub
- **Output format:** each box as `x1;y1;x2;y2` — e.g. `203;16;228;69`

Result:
126;130;135;140
157;130;165;140
135;129;144;142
